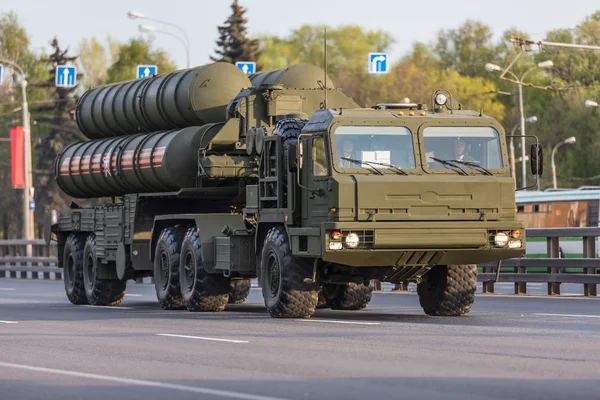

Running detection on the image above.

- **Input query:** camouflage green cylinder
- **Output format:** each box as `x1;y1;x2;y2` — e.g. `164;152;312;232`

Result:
55;124;224;198
76;62;251;139
250;64;334;89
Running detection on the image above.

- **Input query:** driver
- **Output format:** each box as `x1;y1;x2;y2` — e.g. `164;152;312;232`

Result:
339;138;355;167
454;138;476;162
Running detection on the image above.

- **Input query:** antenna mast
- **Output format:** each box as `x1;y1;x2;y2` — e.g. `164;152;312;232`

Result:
323;28;327;109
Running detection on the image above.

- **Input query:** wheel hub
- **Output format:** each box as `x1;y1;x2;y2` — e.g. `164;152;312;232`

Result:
159;251;169;290
183;252;195;292
267;251;280;298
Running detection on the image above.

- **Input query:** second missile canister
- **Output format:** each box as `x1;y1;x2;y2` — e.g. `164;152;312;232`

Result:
75;62;252;139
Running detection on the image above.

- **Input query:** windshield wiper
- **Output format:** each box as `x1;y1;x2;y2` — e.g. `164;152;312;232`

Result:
340;157;384;175
451;160;493;176
430;157;469;176
356;160;408;175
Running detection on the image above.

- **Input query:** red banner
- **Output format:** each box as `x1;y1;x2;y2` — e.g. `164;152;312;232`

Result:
10;126;24;188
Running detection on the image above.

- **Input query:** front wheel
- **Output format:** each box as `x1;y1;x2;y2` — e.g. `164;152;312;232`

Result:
261;227;318;318
179;228;230;312
153;227;187;310
417;264;477;316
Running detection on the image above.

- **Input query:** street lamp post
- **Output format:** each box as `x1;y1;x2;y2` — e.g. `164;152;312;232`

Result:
138;24;190;69
551;137;577;189
128;10;190;68
508;116;537;186
0;59;34;249
485;60;553;189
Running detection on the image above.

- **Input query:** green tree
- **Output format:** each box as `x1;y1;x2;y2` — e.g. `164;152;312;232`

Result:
33;38;85;236
78;37;108;88
434;20;499;78
106;38;176;84
211;0;260;66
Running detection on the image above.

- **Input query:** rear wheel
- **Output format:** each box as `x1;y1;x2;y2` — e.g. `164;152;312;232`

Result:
154;227;187;310
322;281;374;310
179;228;230;312
83;235;126;306
228;279;252;304
417;264;477;316
261;227;318;318
63;233;88;305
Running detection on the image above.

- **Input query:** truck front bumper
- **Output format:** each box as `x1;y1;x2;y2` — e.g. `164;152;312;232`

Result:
318;221;525;267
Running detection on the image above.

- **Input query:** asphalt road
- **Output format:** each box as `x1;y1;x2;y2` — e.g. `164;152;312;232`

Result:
1;280;599;400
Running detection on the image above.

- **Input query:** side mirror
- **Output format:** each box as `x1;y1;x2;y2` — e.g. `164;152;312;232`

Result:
286;144;297;172
530;143;543;177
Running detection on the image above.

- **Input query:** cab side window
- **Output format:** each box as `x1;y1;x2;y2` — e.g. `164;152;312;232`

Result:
312;137;329;177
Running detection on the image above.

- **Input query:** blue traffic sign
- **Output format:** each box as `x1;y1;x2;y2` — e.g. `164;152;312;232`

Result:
56;66;77;87
137;65;158;79
235;61;256;75
29;199;35;212
368;53;389;74
0;64;3;85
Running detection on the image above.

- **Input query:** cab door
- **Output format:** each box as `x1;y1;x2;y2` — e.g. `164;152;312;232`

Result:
300;135;331;227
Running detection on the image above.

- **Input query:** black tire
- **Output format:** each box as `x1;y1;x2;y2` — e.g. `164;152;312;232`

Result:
417;264;477;316
273;118;308;147
261;226;318;318
179;228;230;312
228;279;251;304
83;235;126;306
63;233;88;305
322;281;374;310
154;227;187;310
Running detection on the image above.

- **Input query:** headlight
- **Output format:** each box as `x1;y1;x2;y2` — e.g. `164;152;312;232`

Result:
345;233;360;249
329;242;343;250
508;240;522;249
494;232;509;247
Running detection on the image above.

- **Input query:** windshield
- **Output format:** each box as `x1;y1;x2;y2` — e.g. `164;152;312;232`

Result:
423;127;503;171
333;126;415;172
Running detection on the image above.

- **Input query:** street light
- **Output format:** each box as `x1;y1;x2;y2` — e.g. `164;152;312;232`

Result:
508;116;537;183
0;58;34;248
585;100;598;108
551;136;576;189
485;60;553;189
127;10;190;68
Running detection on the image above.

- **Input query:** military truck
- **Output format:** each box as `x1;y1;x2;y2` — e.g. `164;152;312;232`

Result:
45;62;540;318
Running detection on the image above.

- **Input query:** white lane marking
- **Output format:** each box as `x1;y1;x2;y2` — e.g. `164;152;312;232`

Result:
125;294;142;297
79;305;134;310
156;333;248;343
0;320;18;324
534;313;600;319
0;361;286;400
295;319;380;326
0;288;16;291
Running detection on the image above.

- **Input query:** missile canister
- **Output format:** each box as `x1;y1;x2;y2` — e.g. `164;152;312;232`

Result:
55;124;224;198
75;62;251;140
249;64;335;89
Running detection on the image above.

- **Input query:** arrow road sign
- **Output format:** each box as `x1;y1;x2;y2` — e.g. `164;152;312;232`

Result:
0;64;3;85
368;53;389;74
137;65;157;79
235;61;256;75
55;66;77;87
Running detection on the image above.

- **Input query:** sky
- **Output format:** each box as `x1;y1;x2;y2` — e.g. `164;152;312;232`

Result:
0;0;598;71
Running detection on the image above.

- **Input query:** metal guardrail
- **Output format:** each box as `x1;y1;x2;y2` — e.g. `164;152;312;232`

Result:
479;227;600;297
1;230;599;297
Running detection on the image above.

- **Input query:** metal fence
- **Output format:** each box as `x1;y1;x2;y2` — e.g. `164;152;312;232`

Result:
479;227;600;297
1;229;600;297
0;240;61;280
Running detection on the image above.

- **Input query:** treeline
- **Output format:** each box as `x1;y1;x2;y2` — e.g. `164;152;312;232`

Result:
0;3;599;238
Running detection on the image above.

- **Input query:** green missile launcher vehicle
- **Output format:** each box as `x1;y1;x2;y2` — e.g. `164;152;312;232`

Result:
45;63;541;318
